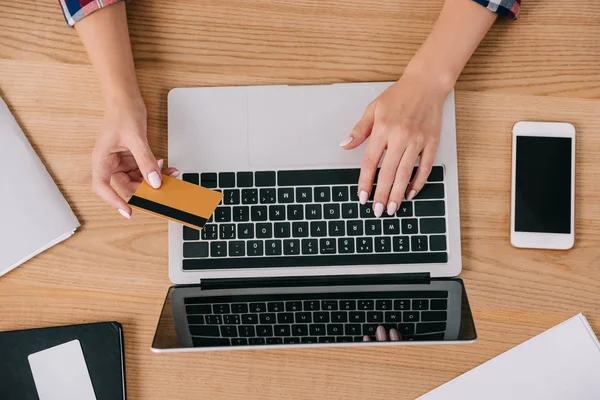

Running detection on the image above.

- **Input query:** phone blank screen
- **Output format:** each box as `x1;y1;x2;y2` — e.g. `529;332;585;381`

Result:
515;136;572;234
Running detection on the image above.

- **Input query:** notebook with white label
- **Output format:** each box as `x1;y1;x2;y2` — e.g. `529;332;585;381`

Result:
419;313;600;399
0;95;79;277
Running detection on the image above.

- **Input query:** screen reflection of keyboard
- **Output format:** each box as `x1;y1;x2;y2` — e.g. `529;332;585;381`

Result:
186;292;449;347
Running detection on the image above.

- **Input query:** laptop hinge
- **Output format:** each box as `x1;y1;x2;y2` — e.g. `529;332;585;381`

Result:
199;273;430;290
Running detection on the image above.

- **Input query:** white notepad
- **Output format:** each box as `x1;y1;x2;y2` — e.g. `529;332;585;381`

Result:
0;96;79;277
419;314;600;400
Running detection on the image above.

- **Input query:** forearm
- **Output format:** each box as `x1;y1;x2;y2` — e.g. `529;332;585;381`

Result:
75;3;142;107
405;0;497;93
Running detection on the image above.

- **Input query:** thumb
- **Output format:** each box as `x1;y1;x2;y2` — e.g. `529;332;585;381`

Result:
340;101;376;150
128;137;161;189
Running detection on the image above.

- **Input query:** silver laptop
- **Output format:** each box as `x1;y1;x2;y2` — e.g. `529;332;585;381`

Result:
152;82;476;352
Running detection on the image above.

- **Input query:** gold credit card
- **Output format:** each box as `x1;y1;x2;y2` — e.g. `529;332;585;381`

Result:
128;175;223;229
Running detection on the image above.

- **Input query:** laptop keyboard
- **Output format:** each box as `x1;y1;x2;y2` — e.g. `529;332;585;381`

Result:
185;291;449;347
181;167;448;270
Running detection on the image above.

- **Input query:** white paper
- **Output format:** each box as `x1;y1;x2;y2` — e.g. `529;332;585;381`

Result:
28;340;97;400
419;314;600;400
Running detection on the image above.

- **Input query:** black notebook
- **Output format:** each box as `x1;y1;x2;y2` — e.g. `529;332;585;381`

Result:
0;321;126;400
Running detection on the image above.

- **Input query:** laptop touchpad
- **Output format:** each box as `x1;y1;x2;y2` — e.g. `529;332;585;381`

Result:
247;85;381;169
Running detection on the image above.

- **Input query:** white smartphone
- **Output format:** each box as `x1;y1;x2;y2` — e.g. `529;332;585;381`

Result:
511;121;576;250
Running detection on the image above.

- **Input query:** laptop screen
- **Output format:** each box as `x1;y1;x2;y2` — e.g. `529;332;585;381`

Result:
152;278;476;351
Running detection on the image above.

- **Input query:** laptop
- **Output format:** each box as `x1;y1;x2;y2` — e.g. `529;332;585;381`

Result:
151;82;476;352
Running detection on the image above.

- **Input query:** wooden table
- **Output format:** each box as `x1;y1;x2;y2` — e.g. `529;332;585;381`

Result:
1;0;600;398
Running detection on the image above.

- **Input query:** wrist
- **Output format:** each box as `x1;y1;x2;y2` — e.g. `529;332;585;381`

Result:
402;56;457;99
104;85;146;114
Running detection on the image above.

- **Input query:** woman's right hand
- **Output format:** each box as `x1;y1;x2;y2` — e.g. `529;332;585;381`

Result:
91;97;179;219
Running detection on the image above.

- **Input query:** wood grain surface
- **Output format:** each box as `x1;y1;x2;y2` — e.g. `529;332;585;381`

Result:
1;0;600;399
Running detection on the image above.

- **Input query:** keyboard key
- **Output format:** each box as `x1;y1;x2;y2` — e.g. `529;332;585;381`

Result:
219;172;235;188
292;222;309;237
411;236;428;252
241;189;258;204
428;166;444;182
374;236;391;253
205;315;222;324
322;301;338;311
274;325;291;336
266;337;283;345
242;314;258;324
376;300;392;310
267;302;284;312
237;223;254;239
392;236;410;252
256;223;272;238
255;171;276;187
323;204;340;219
274;222;290;237
394;300;410;310
350;185;359;201
248;240;264;256
287;205;304;220
232;304;248;314
383;220;400;235
301;337;318;343
349;312;365;322
183;227;200;241
404;311;419;322
233;206;250;222
385;312;402;322
358;300;374;310
341;203;359;219
183;173;199;185
416;322;446;334
314;312;330;323
332;186;349;201
284;239;300;255
310;324;327;336
265;239;282;255
219;224;236;240
249;338;266;345
319;337;336;343
259;188;276;204
187;315;204;324
314;187;331;202
183;242;208;258
340;300;356;310
420;218;446;234
305;204;322;220
284;337;300;344
336;336;353;343
278;188;294;203
301;239;318;254
357;237;373;253
296;187;312;203
402;219;418;234
415;201;445;217
257;325;273;337
430;299;448;310
228;241;245;257
186;304;211;314
296;312;312;323
345;324;361;336
251;206;268;221
292;325;309;336
413;300;429;311
415;183;444;199
338;238;355;254
310;221;327;237
331;312;348;323
422;311;447;322
363;324;378;336
327;324;344;336
319;238;336;254
210;242;227;257
347;220;364;236
360;204;375;218
201;224;218;240
369;186;376;201
367;312;383;322
231;338;248;346
260;313;277;324
397;202;413;217
214;207;231;222
366;220;382;235
224;189;240;205
429;235;447;251
250;302;267;313
398;323;415;336
269;205;286;221
286;301;302;312
278;313;294;323
189;325;220;337
303;300;320;311
237;172;253;188
200;173;217;188
220;326;238;337
278;168;360;186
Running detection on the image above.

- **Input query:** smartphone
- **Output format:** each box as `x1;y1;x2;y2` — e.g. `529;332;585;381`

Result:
511;121;576;250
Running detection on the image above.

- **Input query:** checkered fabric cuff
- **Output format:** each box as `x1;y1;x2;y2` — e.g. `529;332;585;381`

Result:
472;0;521;19
58;0;130;26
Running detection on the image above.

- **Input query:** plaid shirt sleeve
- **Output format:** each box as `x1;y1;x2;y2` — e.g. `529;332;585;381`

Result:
472;0;521;18
58;0;130;26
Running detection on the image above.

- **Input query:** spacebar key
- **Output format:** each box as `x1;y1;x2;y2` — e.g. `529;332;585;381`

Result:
278;169;360;186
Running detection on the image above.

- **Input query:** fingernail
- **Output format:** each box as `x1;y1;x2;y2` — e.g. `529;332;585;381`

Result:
374;202;384;218
389;329;400;341
375;326;387;341
363;335;371;342
169;170;181;178
148;171;162;189
118;209;131;220
157;159;164;170
387;201;397;216
339;136;353;147
359;190;369;205
407;189;417;201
